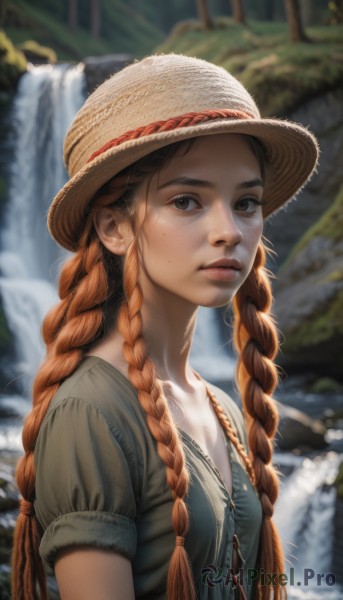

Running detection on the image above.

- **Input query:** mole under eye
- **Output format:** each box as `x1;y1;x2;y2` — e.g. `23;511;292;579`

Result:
173;195;199;211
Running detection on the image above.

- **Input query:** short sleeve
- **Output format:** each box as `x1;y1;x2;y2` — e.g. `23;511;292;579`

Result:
34;396;138;568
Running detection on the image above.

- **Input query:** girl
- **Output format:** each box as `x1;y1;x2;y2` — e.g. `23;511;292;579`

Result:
11;54;318;600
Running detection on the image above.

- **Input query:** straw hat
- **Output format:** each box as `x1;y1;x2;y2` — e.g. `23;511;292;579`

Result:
48;54;319;251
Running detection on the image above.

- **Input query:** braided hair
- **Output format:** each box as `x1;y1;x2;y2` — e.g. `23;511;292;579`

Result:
12;138;285;600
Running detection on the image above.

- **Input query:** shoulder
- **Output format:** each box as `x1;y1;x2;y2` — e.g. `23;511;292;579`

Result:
48;355;139;416
36;357;149;486
45;356;147;441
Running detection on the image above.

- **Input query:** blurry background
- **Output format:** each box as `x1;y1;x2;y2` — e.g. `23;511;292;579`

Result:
0;1;342;598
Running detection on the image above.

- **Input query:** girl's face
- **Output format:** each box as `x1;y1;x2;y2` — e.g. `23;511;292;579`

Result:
129;133;264;309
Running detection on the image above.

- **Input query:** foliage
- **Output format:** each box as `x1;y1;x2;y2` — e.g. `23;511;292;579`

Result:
0;28;26;90
4;0;164;60
157;19;343;116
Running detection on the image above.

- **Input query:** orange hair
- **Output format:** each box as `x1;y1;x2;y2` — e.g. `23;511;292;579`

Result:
233;243;286;599
11;142;286;600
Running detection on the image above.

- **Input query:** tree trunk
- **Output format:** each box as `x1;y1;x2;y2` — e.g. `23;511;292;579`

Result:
68;0;78;31
90;0;101;39
231;0;245;23
196;0;214;29
284;0;309;42
301;0;315;26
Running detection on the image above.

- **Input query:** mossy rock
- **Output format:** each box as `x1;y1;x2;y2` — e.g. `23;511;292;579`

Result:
334;462;343;500
18;40;57;64
0;294;16;391
0;299;12;353
274;184;343;380
0;29;27;90
282;184;343;269
0;570;11;600
310;377;342;394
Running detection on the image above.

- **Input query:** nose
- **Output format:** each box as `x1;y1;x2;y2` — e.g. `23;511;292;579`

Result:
207;201;243;247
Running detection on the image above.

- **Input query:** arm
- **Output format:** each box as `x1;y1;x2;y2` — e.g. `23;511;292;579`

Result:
55;547;135;600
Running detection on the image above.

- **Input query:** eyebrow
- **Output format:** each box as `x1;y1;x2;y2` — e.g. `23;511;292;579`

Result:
157;176;264;190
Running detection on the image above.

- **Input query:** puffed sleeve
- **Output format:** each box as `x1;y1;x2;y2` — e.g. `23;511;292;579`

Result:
34;396;138;568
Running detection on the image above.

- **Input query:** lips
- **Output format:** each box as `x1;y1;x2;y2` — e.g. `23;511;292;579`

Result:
201;258;241;270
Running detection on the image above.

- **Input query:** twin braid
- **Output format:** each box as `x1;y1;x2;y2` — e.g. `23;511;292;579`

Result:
117;242;196;600
11;230;108;600
233;242;286;600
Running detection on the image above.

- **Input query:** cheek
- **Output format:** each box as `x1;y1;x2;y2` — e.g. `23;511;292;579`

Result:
142;216;194;258
244;220;263;266
248;219;263;247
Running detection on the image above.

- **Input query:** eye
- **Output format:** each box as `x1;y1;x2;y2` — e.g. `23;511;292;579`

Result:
235;197;264;213
172;195;200;211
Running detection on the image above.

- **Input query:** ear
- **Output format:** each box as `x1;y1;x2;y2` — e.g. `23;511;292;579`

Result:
93;208;133;256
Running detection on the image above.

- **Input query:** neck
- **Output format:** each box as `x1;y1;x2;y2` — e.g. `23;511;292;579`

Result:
89;277;200;388
141;291;198;386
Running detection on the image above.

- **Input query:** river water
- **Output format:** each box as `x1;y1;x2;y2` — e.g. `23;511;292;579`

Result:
0;64;342;598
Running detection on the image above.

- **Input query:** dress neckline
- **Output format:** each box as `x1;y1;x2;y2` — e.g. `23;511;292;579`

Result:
178;426;236;503
85;355;239;501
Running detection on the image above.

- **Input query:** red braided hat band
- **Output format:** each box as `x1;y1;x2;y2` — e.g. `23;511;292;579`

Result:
87;108;254;164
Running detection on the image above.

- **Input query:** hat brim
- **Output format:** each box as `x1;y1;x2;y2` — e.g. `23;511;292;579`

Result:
48;118;319;251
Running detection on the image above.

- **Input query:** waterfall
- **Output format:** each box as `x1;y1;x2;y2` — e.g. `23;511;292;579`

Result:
0;61;341;600
0;62;236;399
274;452;342;599
0;64;85;395
190;306;235;381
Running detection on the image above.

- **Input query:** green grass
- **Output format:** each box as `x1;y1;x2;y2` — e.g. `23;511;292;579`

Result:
156;18;343;116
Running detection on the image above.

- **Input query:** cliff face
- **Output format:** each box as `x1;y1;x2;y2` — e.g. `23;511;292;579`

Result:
273;186;343;380
258;86;343;381
264;87;343;266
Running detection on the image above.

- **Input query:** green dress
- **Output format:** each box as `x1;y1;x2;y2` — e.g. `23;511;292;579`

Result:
34;356;262;599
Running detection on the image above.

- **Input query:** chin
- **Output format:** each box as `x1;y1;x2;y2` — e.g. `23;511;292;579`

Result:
199;296;234;309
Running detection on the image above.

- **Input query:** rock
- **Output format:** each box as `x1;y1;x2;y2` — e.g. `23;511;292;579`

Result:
334;461;343;500
275;403;328;451
273;186;343;380
332;493;343;584
264;88;343;266
0;295;17;393
0;463;19;513
310;377;342;394
83;54;133;94
0;31;27;92
18;41;57;65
